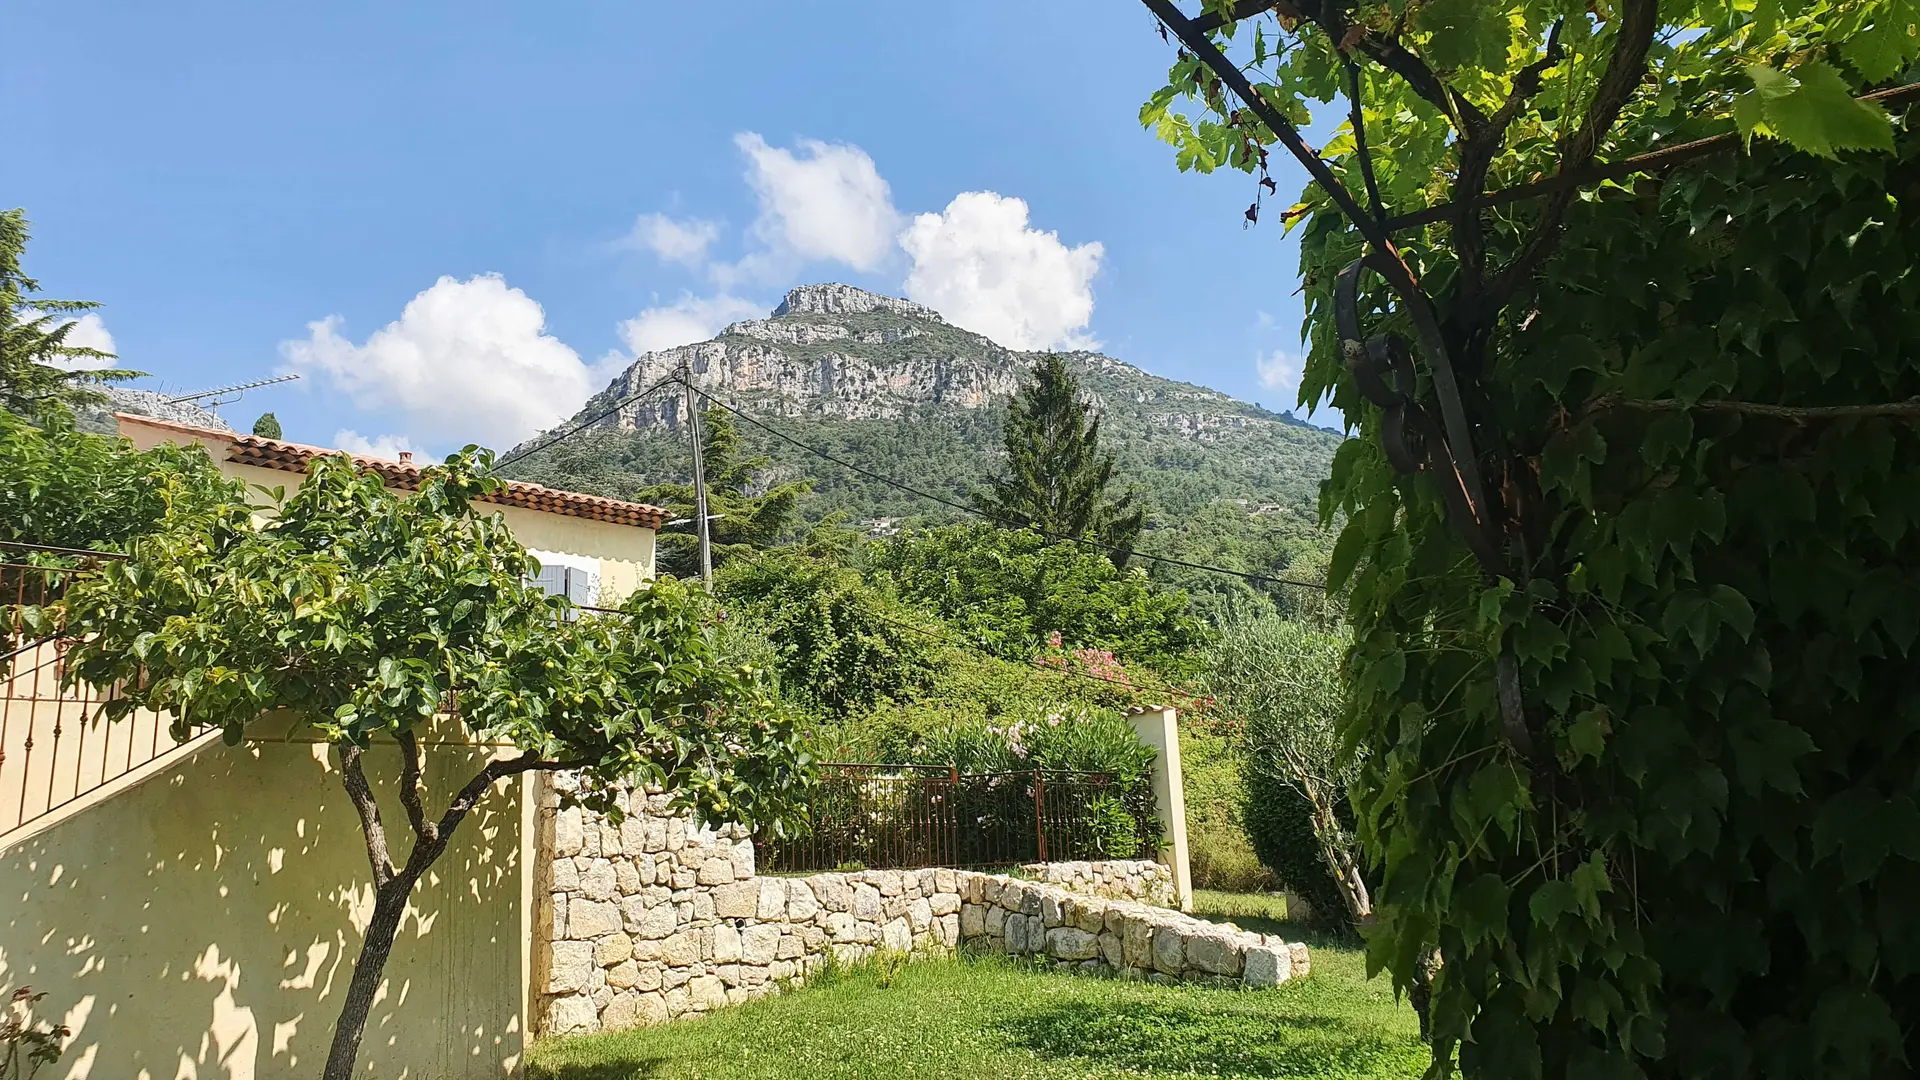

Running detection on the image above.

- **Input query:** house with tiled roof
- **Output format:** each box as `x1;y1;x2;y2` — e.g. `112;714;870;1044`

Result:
115;413;667;608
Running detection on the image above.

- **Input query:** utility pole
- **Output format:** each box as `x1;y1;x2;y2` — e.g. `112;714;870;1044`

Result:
681;360;714;590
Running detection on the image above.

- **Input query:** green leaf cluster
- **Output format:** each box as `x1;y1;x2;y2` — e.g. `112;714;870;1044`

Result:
1314;130;1920;1076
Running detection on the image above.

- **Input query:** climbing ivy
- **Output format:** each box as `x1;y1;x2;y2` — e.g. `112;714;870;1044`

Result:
1145;0;1920;1074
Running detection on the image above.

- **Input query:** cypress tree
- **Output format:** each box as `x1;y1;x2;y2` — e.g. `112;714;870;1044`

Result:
975;354;1144;563
251;412;282;439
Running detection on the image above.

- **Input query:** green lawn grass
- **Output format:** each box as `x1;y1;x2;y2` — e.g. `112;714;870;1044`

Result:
529;892;1425;1080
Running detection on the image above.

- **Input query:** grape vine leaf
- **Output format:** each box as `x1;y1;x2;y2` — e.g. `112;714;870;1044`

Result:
1740;60;1895;158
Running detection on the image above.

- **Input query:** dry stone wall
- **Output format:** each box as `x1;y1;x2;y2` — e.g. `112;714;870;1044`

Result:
535;782;1307;1037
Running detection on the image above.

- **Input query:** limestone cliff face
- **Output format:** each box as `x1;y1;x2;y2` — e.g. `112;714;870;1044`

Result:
574;283;1291;444
508;283;1341;525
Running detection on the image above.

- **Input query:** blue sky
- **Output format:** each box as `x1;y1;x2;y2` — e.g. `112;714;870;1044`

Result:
6;1;1327;458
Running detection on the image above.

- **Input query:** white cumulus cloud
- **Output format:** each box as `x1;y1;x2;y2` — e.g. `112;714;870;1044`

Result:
30;312;119;370
279;273;603;450
333;429;426;461
732;133;901;276
1256;349;1303;399
899;192;1103;351
626;213;721;267
617;293;765;358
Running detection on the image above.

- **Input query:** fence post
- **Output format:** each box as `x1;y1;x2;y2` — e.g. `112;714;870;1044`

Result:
1033;772;1048;863
947;765;959;867
1126;706;1193;911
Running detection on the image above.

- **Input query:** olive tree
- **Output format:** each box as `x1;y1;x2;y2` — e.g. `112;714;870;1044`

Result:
45;449;808;1080
1207;613;1368;923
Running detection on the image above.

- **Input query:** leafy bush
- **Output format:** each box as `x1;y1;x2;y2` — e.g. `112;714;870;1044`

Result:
716;551;941;720
1209;612;1368;930
870;523;1200;673
0;411;243;552
1177;714;1276;893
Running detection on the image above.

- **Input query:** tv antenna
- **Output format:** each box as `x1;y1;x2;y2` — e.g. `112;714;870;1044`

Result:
168;373;301;411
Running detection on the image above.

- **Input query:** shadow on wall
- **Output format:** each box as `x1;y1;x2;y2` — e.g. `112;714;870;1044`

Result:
0;732;525;1079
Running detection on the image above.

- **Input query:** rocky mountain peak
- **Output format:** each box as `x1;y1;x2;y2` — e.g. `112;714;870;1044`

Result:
771;283;942;322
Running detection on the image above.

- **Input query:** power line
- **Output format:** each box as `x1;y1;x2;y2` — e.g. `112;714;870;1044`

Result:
687;381;1329;592
494;374;683;471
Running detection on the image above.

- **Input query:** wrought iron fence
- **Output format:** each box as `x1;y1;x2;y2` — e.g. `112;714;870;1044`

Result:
755;762;1159;873
1;547;213;844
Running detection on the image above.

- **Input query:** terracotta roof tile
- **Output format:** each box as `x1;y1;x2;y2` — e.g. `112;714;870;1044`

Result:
116;414;668;531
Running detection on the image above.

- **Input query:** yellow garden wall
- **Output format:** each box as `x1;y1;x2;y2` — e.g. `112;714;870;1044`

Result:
0;729;529;1079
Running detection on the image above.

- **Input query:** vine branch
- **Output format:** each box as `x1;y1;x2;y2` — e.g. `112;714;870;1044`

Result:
1491;0;1658;306
1589;396;1920;421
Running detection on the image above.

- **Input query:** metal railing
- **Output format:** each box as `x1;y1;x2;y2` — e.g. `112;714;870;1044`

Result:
755;762;1155;873
1;550;213;845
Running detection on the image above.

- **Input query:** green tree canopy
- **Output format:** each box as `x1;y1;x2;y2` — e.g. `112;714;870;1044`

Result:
0;409;240;552
1146;0;1920;1074
871;522;1199;674
42;448;808;1080
1;209;140;422
251;411;282;439
637;405;812;578
975;354;1144;561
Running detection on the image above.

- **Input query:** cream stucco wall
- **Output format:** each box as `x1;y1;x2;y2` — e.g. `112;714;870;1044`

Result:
115;418;656;604
0;727;527;1079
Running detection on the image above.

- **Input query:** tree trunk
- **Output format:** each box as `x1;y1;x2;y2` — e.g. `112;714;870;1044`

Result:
322;877;415;1080
1306;788;1373;923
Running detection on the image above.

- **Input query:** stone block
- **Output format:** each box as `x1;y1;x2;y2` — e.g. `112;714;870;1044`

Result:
883;917;913;953
596;932;634;967
691;975;729;1011
581;820;603;858
929;893;960;917
1041;894;1065;927
875;870;904;896
551;858;580;893
960;903;985;939
934;867;956;894
1289;942;1312;980
716;963;742;986
826;911;859;942
1074;899;1107;934
936;913;959;948
1122;916;1154;969
812;875;853;912
713;881;759;919
759;879;789;920
666;817;686;851
693;892;716;922
580;860;618;902
605;960;642;989
671;868;697;890
853;884;883;920
985;905;1007;937
569;899;623;940
614;861;643;895
786;879;820;921
712;924;742;963
1099;931;1123;969
882;895;909;921
1151;926;1184;975
661;930;701;967
555;807;585;857
980;878;1003;905
1047;927;1099;961
1185;930;1242;977
1243;945;1292;987
661;966;691;991
548;941;595;994
776;933;805;961
1005;913;1029;954
741;924;781;964
551;893;569;941
642;817;668;853
599;821;624;857
696;856;735;886
908;897;933;933
663;986;690;1017
545;993;596;1034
